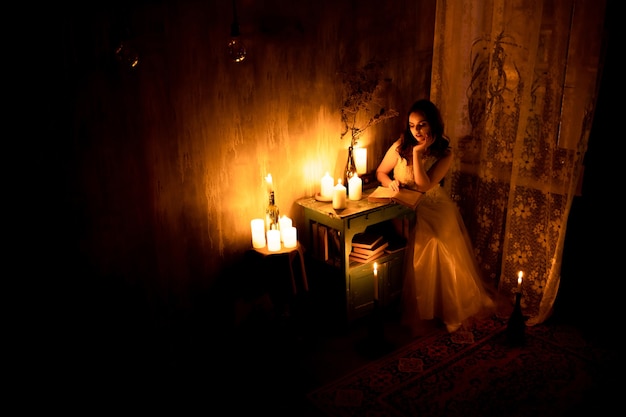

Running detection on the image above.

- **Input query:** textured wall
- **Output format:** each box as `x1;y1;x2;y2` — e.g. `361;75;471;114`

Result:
53;0;436;316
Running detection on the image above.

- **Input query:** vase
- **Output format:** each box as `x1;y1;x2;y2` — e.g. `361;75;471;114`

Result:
344;145;357;193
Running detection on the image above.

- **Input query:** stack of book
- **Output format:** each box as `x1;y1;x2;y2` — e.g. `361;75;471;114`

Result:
349;232;388;264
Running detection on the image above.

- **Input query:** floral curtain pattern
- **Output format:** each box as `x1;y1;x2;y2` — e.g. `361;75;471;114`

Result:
430;0;606;325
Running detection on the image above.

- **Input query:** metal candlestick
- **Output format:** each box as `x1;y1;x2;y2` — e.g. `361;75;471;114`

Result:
506;292;525;346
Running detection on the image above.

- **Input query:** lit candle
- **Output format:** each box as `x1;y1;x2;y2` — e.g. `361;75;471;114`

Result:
279;215;292;242
321;172;334;199
332;178;347;209
267;229;281;252
348;174;362;200
355;147;367;174
373;261;378;300
250;218;266;248
283;226;297;248
517;271;523;292
265;173;273;193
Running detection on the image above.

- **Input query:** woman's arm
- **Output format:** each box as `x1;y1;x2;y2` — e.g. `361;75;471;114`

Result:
376;139;401;191
412;147;453;192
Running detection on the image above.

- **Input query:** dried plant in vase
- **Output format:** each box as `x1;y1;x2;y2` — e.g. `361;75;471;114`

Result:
339;59;399;149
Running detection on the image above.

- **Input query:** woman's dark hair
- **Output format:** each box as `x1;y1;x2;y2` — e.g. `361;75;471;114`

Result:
397;99;450;162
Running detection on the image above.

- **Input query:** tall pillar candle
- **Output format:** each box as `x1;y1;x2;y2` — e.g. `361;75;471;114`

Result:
251;219;266;248
332;179;347;209
321;172;334;199
355;147;367;174
348;174;362;200
267;229;281;252
279;215;292;242
283;226;297;248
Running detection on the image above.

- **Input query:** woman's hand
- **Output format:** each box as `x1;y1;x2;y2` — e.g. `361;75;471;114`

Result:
388;179;400;192
413;136;433;156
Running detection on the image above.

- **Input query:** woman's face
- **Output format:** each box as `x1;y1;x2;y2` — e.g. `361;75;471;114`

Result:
408;111;431;145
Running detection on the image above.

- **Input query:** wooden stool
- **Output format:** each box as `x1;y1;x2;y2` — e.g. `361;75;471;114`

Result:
251;241;309;295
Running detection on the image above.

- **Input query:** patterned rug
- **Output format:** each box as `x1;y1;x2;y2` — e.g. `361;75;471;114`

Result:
307;316;618;417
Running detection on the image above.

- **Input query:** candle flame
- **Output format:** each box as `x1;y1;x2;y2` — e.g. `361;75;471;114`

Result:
265;173;273;192
373;262;378;275
518;271;523;285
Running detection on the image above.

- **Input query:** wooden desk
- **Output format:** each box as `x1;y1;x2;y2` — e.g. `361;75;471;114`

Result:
297;190;414;322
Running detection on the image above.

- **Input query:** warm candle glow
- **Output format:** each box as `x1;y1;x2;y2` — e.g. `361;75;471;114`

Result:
250;218;266;248
265;173;273;192
348;174;362;200
283;226;297;248
355;147;367;174
332;178;347;209
267;229;281;251
321;172;334;198
279;215;292;242
373;261;379;300
517;271;523;292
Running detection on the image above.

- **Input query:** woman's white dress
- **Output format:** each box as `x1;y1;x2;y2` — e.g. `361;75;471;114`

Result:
394;154;494;333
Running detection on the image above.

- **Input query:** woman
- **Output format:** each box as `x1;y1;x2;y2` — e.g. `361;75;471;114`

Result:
376;99;495;333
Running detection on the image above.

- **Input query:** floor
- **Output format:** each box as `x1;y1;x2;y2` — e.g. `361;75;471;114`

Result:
57;201;619;415
193;234;618;416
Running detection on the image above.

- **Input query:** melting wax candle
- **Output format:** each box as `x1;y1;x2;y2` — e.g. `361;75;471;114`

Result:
355;147;367;174
267;229;281;252
348;175;362;200
321;172;334;199
279;215;292;242
332;179;347;209
283;226;297;248
250;218;266;248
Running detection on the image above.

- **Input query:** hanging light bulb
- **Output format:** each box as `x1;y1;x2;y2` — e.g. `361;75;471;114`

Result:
227;0;247;63
114;25;139;69
115;40;140;69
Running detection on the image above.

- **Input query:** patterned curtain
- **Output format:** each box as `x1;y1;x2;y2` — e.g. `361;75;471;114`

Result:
430;0;606;325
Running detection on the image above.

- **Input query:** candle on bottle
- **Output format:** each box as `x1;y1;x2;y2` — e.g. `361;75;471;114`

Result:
332;178;347;209
265;173;273;192
321;172;334;199
348;174;362;200
517;271;523;292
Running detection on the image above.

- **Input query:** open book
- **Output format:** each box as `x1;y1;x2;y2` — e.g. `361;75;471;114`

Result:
367;186;423;210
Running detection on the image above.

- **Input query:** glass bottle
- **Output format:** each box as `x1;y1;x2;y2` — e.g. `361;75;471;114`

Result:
266;191;280;231
344;145;357;193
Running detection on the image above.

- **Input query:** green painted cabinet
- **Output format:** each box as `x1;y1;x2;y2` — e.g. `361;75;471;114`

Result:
297;191;413;322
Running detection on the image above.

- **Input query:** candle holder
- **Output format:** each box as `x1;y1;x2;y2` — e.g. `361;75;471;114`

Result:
506;292;526;346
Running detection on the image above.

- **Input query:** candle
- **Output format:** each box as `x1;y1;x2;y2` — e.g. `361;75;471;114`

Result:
283;226;297;248
267;229;281;252
332;178;347;209
355;147;367;174
279;215;292;242
517;271;523;292
348;174;362;200
373;262;378;300
321;172;334;199
250;218;266;248
265;173;273;192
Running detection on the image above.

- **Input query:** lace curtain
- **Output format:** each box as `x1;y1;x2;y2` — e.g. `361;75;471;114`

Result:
430;0;606;325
